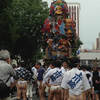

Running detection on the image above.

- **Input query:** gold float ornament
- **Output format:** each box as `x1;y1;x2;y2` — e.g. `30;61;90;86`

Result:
66;29;73;40
59;39;70;46
55;5;62;14
65;19;72;24
67;29;72;34
65;19;73;27
58;39;71;50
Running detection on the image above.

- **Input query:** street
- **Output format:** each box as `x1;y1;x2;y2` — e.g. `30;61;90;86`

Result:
11;92;48;100
12;95;40;100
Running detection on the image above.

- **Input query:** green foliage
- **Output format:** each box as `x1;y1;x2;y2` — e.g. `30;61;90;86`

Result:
11;0;49;63
72;38;83;56
0;0;49;64
0;0;12;11
0;0;13;50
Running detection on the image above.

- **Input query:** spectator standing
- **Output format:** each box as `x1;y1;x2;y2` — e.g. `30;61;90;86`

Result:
61;61;68;74
31;65;38;96
80;65;92;100
0;50;16;100
61;60;70;100
61;57;91;100
31;65;38;80
92;67;100;100
15;62;32;100
26;67;34;100
43;60;63;100
35;62;45;100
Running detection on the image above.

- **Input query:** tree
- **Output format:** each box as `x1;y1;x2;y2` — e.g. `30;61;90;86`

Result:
72;38;83;56
0;0;49;64
0;0;13;50
9;0;49;63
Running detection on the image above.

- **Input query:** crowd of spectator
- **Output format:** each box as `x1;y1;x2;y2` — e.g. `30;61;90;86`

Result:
0;49;100;100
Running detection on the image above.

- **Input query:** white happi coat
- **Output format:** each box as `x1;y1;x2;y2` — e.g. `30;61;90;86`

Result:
61;68;91;95
43;68;63;85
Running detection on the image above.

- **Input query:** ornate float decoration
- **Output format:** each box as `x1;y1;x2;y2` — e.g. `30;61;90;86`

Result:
42;0;77;60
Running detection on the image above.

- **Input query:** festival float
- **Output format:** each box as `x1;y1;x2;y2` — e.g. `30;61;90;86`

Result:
42;0;78;60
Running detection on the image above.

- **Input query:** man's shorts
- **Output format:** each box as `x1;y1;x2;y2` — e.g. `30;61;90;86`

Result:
69;94;83;100
17;80;27;89
50;85;61;91
17;80;27;84
37;81;43;88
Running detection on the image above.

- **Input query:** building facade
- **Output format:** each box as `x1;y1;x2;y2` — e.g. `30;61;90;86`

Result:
96;32;100;50
79;50;100;67
67;3;80;37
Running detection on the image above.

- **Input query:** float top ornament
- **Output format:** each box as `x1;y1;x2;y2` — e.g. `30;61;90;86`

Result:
56;0;62;3
50;0;68;17
53;0;64;2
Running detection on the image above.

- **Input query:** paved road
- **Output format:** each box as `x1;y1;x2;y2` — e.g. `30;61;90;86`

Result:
12;96;39;100
12;94;48;100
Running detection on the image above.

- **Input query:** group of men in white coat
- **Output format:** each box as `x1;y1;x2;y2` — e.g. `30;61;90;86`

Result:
33;57;91;100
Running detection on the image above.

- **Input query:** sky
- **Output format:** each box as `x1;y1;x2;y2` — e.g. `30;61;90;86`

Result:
43;0;100;49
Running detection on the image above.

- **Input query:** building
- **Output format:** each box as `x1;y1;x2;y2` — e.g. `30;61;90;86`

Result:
78;50;100;67
96;32;100;50
67;3;80;37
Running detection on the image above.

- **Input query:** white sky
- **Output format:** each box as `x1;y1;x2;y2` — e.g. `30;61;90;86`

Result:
43;0;100;49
